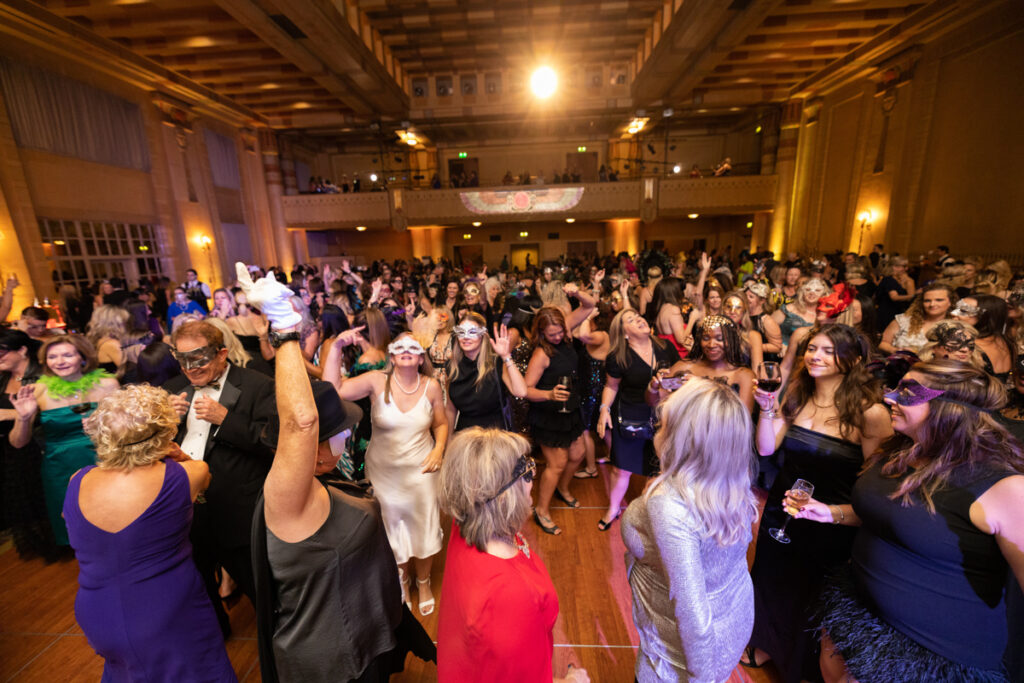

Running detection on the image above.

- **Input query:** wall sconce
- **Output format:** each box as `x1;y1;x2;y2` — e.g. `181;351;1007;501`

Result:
198;235;214;284
472;221;482;227
857;210;874;254
688;213;699;220
356;226;367;232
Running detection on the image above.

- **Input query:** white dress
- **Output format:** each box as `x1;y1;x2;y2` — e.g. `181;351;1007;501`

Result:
364;386;443;565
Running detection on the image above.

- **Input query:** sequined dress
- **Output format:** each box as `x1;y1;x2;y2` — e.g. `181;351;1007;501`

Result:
578;341;605;431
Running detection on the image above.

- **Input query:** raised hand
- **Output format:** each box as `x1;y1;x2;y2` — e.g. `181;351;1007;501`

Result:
592;268;605;286
169;391;191;417
562;282;579;297
699;252;712;272
235;262;302;330
10;385;38;420
5;273;19;291
335;325;366;348
753;385;778;412
491;323;511;358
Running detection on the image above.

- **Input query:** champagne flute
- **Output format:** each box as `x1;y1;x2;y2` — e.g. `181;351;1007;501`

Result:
557;374;572;413
757;361;782;393
769;478;814;544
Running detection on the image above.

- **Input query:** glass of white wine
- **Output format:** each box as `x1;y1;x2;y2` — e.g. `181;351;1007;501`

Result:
769;478;814;544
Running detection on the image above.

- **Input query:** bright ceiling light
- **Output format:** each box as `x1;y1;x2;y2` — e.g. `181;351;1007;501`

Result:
406;138;417;146
292;102;312;109
258;82;281;90
673;164;682;174
565;218;575;223
369;173;378;182
688;213;699;219
530;66;558;99
472;221;481;227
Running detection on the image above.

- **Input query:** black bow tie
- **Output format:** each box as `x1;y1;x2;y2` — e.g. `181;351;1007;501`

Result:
194;382;220;391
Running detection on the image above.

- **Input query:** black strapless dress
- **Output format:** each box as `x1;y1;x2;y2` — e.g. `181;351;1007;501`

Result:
749;425;863;683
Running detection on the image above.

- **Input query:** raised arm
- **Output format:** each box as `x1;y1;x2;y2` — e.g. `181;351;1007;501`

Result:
759;315;783;356
563;283;596;331
693;253;711;309
492;324;527;399
8;384;40;449
321;326;366;390
753;385;787;455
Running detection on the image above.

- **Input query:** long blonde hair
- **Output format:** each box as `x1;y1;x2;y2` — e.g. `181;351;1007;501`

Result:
448;312;496;389
87;305;128;347
648;378;756;546
204;317;253;368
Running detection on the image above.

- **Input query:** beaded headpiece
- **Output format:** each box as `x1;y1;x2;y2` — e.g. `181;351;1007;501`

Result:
698;314;735;332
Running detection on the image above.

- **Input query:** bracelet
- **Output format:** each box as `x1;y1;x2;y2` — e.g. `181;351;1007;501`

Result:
761;408;777;418
829;505;845;524
502;356;514;366
599;403;611;412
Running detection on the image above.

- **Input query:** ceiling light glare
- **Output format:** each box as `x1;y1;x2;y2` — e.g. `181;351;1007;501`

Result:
370;173;378;182
530;66;558;99
673;164;682;174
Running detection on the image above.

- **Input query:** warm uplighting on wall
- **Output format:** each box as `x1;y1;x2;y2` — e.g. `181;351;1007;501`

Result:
472;221;482;227
565;218;575;223
292;102;312;109
356;226;367;232
199;235;212;247
530;66;558;99
183;36;216;48
258;82;281;90
688;213;699;219
856;210;875;254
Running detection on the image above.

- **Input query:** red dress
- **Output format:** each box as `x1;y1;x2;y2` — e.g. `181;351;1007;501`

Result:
437;523;559;682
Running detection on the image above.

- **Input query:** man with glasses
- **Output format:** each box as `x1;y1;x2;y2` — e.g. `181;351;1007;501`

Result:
163;319;276;639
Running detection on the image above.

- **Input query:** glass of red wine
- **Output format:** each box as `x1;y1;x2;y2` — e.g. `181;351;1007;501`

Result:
770;478;814;544
757;361;782;393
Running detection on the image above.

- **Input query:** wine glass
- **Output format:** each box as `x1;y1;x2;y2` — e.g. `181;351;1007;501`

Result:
557;374;572;413
769;478;814;544
757;361;782;393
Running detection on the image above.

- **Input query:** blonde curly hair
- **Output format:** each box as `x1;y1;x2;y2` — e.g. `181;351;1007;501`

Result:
84;384;180;471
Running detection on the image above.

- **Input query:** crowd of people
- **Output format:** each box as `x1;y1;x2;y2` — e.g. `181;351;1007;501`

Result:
1;241;1023;682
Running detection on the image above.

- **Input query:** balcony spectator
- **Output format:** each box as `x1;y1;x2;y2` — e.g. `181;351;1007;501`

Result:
341;173;350;193
352;174;361;193
570;168;581;183
551;169;562;184
609;168;619;181
502;170;514;185
598;165;608;182
689;164;702;178
468;170;479;187
714;157;733;177
534;171;546;185
431;173;442;189
520;170;531;185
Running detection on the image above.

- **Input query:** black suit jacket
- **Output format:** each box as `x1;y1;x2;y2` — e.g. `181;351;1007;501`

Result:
163;363;276;549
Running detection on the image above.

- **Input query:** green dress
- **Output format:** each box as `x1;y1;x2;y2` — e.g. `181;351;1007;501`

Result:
40;404;98;545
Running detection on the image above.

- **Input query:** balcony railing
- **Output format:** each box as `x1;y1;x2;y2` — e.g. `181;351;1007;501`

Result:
281;175;778;229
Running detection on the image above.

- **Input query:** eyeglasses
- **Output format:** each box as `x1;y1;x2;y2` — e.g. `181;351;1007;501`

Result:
487;455;536;501
172;345;219;370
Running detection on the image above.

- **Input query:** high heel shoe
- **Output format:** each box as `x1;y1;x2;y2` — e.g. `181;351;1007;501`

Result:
533;509;561;535
554;488;580;508
573;467;599;479
597;509;622;532
416;577;435;616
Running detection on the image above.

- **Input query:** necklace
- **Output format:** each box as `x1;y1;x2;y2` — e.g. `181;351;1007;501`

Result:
811;395;835;410
513;532;531;558
391;372;422;395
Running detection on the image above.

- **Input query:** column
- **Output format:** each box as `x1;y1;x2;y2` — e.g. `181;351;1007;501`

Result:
749;211;772;254
0;84;45;309
280;138;299;197
260;130;297;271
767;99;802;257
236;128;278;268
605;219;640;255
759;108;780;176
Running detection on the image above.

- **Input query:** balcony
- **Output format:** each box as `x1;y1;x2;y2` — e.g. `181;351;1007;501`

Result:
281;175;778;229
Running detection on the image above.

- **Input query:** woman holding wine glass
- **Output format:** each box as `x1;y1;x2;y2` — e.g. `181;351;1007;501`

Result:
524;303;594;536
595;309;680;532
743;323;892;682
787;361;1024;683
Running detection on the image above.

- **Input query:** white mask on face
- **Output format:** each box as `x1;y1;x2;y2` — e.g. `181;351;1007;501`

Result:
453;322;486;340
388;338;426;356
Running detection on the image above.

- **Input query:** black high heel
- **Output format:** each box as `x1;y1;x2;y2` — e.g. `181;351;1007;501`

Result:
533;509;561;535
597;510;622;532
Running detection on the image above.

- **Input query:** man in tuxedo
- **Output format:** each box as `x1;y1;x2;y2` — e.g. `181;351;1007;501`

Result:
164;319;275;638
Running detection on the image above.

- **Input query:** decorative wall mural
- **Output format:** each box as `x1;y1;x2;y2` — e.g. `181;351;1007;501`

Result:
460;187;584;214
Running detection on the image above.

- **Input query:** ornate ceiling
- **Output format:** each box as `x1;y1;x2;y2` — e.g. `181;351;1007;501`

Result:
1;0;998;142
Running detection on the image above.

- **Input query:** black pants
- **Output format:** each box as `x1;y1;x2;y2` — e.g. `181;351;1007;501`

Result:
190;504;256;639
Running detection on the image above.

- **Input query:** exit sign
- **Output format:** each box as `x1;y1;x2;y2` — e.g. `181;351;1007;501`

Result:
458;152;468;158
577;146;587;152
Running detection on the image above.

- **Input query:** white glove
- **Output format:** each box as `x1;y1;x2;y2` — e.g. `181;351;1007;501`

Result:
235;262;302;331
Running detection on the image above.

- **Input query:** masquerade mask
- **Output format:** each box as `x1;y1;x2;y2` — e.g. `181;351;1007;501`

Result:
487;455;537;501
1008;288;1024;307
802;279;830;298
453;322;486;340
464;286;480;297
885;378;946;407
744;281;770;299
817;283;856;319
388;338;425;356
884;378;979;410
951;302;980;318
724;299;745;315
928;324;976;351
173;345;220;370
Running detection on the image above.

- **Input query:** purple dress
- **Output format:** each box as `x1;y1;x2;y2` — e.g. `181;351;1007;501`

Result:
64;461;237;682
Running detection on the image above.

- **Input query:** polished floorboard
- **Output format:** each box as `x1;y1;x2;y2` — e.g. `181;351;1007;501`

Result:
0;460;784;682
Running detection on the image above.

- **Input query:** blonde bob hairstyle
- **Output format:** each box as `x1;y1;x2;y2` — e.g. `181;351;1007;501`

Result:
83;384;180;471
649;377;757;546
438;427;533;552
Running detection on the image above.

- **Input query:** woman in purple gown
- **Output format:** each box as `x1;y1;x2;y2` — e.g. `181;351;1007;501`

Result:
65;384;236;682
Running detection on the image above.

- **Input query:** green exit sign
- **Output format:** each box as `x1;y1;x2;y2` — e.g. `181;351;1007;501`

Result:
577;146;587;152
458;152;468;158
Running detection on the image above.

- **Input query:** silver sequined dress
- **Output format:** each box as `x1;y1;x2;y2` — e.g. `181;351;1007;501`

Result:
622;486;753;682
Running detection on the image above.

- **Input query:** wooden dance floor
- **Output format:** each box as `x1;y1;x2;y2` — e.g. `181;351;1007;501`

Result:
0;463;783;682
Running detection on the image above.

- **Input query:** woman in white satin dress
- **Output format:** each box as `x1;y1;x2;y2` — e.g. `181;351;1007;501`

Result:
329;330;449;617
